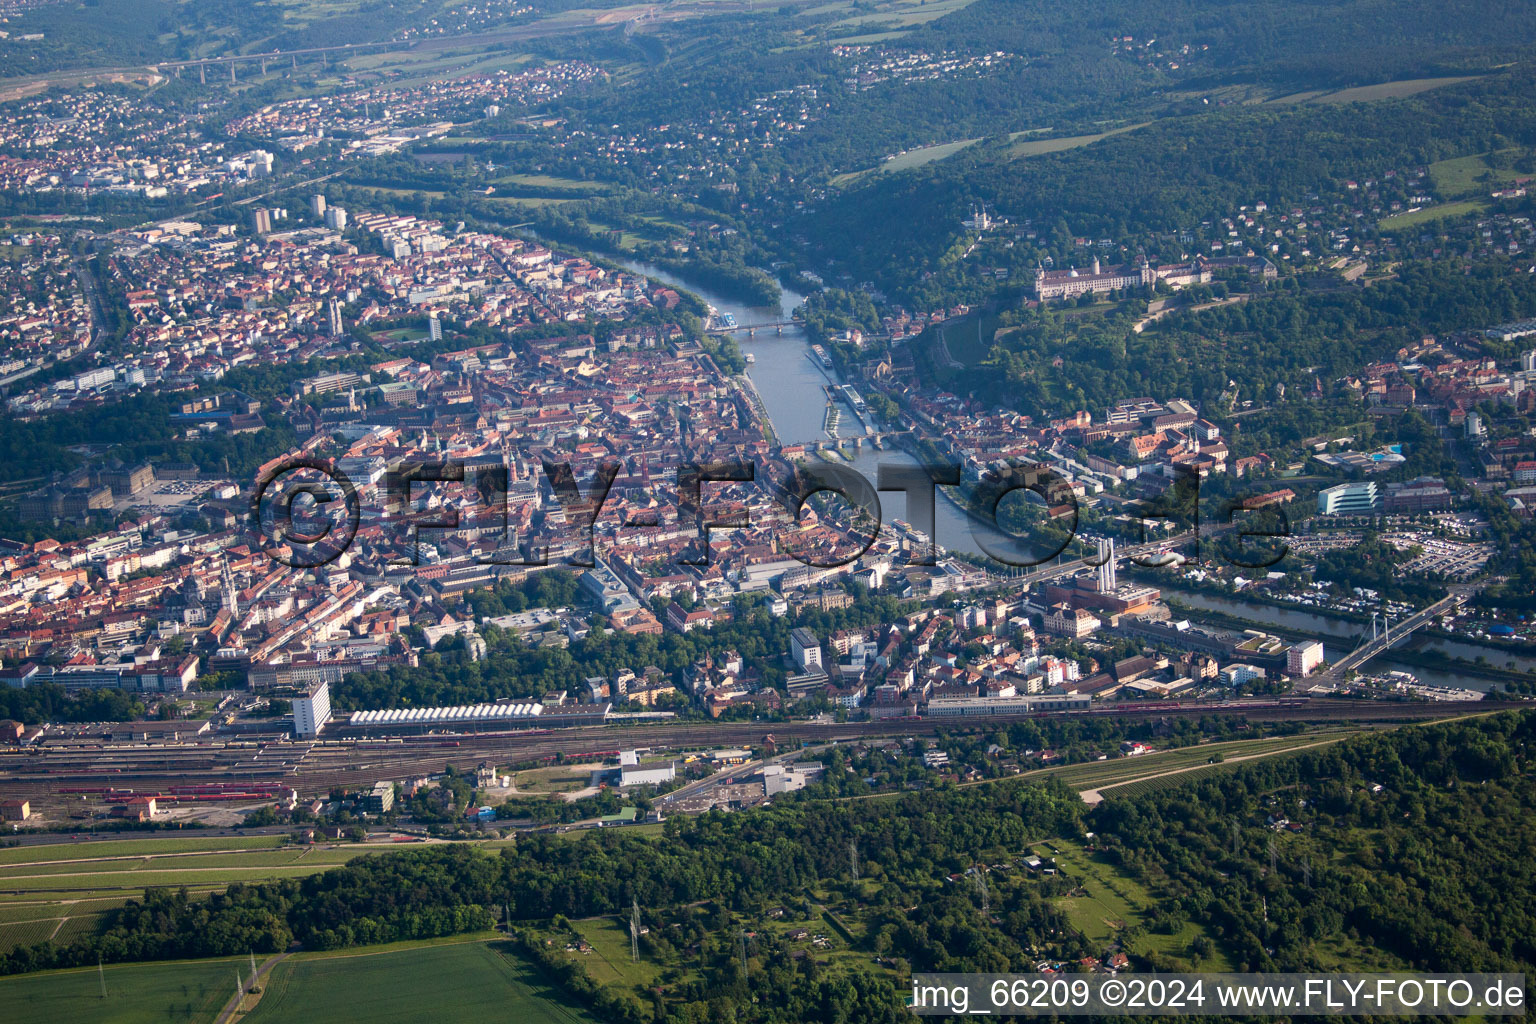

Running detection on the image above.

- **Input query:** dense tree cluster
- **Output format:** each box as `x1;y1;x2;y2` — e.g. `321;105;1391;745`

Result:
1091;711;1536;973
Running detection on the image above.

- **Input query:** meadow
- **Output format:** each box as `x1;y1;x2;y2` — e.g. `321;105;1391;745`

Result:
1037;838;1233;970
832;122;1153;184
1379;199;1487;230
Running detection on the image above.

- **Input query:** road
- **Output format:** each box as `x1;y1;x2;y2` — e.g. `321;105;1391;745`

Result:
1323;578;1493;679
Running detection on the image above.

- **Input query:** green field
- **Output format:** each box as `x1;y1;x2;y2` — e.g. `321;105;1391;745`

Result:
1040;839;1233;970
1428;149;1533;197
1007;122;1153;160
1380;199;1487;230
492;174;612;193
1269;75;1481;105
936;310;997;367
1043;731;1352;794
243;941;597;1024
512;766;592;794
0;836;285;866
567;916;661;988
831;122;1148;184
0;956;244;1024
0;838;392;953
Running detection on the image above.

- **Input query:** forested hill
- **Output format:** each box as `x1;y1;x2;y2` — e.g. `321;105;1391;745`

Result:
1092;711;1536;973
3;711;1536;1024
803;66;1536;300
969;260;1536;415
905;0;1536;88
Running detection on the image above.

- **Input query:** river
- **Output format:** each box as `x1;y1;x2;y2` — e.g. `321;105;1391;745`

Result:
609;259;1536;687
611;258;1018;560
1166;589;1536;690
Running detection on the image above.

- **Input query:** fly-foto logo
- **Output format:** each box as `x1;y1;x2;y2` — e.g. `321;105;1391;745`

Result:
247;453;1290;572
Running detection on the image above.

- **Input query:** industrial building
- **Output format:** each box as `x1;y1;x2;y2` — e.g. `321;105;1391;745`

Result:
339;701;612;736
618;749;676;788
924;693;1092;717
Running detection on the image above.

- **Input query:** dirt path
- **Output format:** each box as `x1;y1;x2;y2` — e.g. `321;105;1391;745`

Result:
1132;293;1249;333
213;952;289;1024
1078;737;1345;805
0;846;287;870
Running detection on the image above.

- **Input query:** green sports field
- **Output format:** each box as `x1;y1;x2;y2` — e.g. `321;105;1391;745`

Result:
242;941;598;1024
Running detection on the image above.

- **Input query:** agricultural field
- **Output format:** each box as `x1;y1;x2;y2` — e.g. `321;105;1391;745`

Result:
344;46;536;88
814;0;978;36
0;956;245;1024
0;837;393;953
242;939;597;1024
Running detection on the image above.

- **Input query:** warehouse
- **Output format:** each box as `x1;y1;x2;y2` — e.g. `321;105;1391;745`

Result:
338;701;611;736
618;749;676;788
923;694;1091;717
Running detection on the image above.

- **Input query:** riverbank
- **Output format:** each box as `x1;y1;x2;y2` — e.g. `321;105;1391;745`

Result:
1162;594;1529;687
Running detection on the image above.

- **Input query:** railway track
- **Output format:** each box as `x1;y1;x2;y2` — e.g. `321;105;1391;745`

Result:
0;699;1513;799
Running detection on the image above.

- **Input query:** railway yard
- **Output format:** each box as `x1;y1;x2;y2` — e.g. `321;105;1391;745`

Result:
0;697;1506;809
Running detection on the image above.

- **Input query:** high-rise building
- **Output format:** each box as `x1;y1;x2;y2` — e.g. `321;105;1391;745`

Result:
310;194;327;218
250;207;272;235
327;297;344;337
293;680;332;738
1522;349;1536;373
323;206;348;231
1287;640;1324;677
790;627;822;672
428;313;442;342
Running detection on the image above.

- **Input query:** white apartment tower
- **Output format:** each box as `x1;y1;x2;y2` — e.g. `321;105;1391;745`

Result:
790;627;823;673
293;680;332;738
